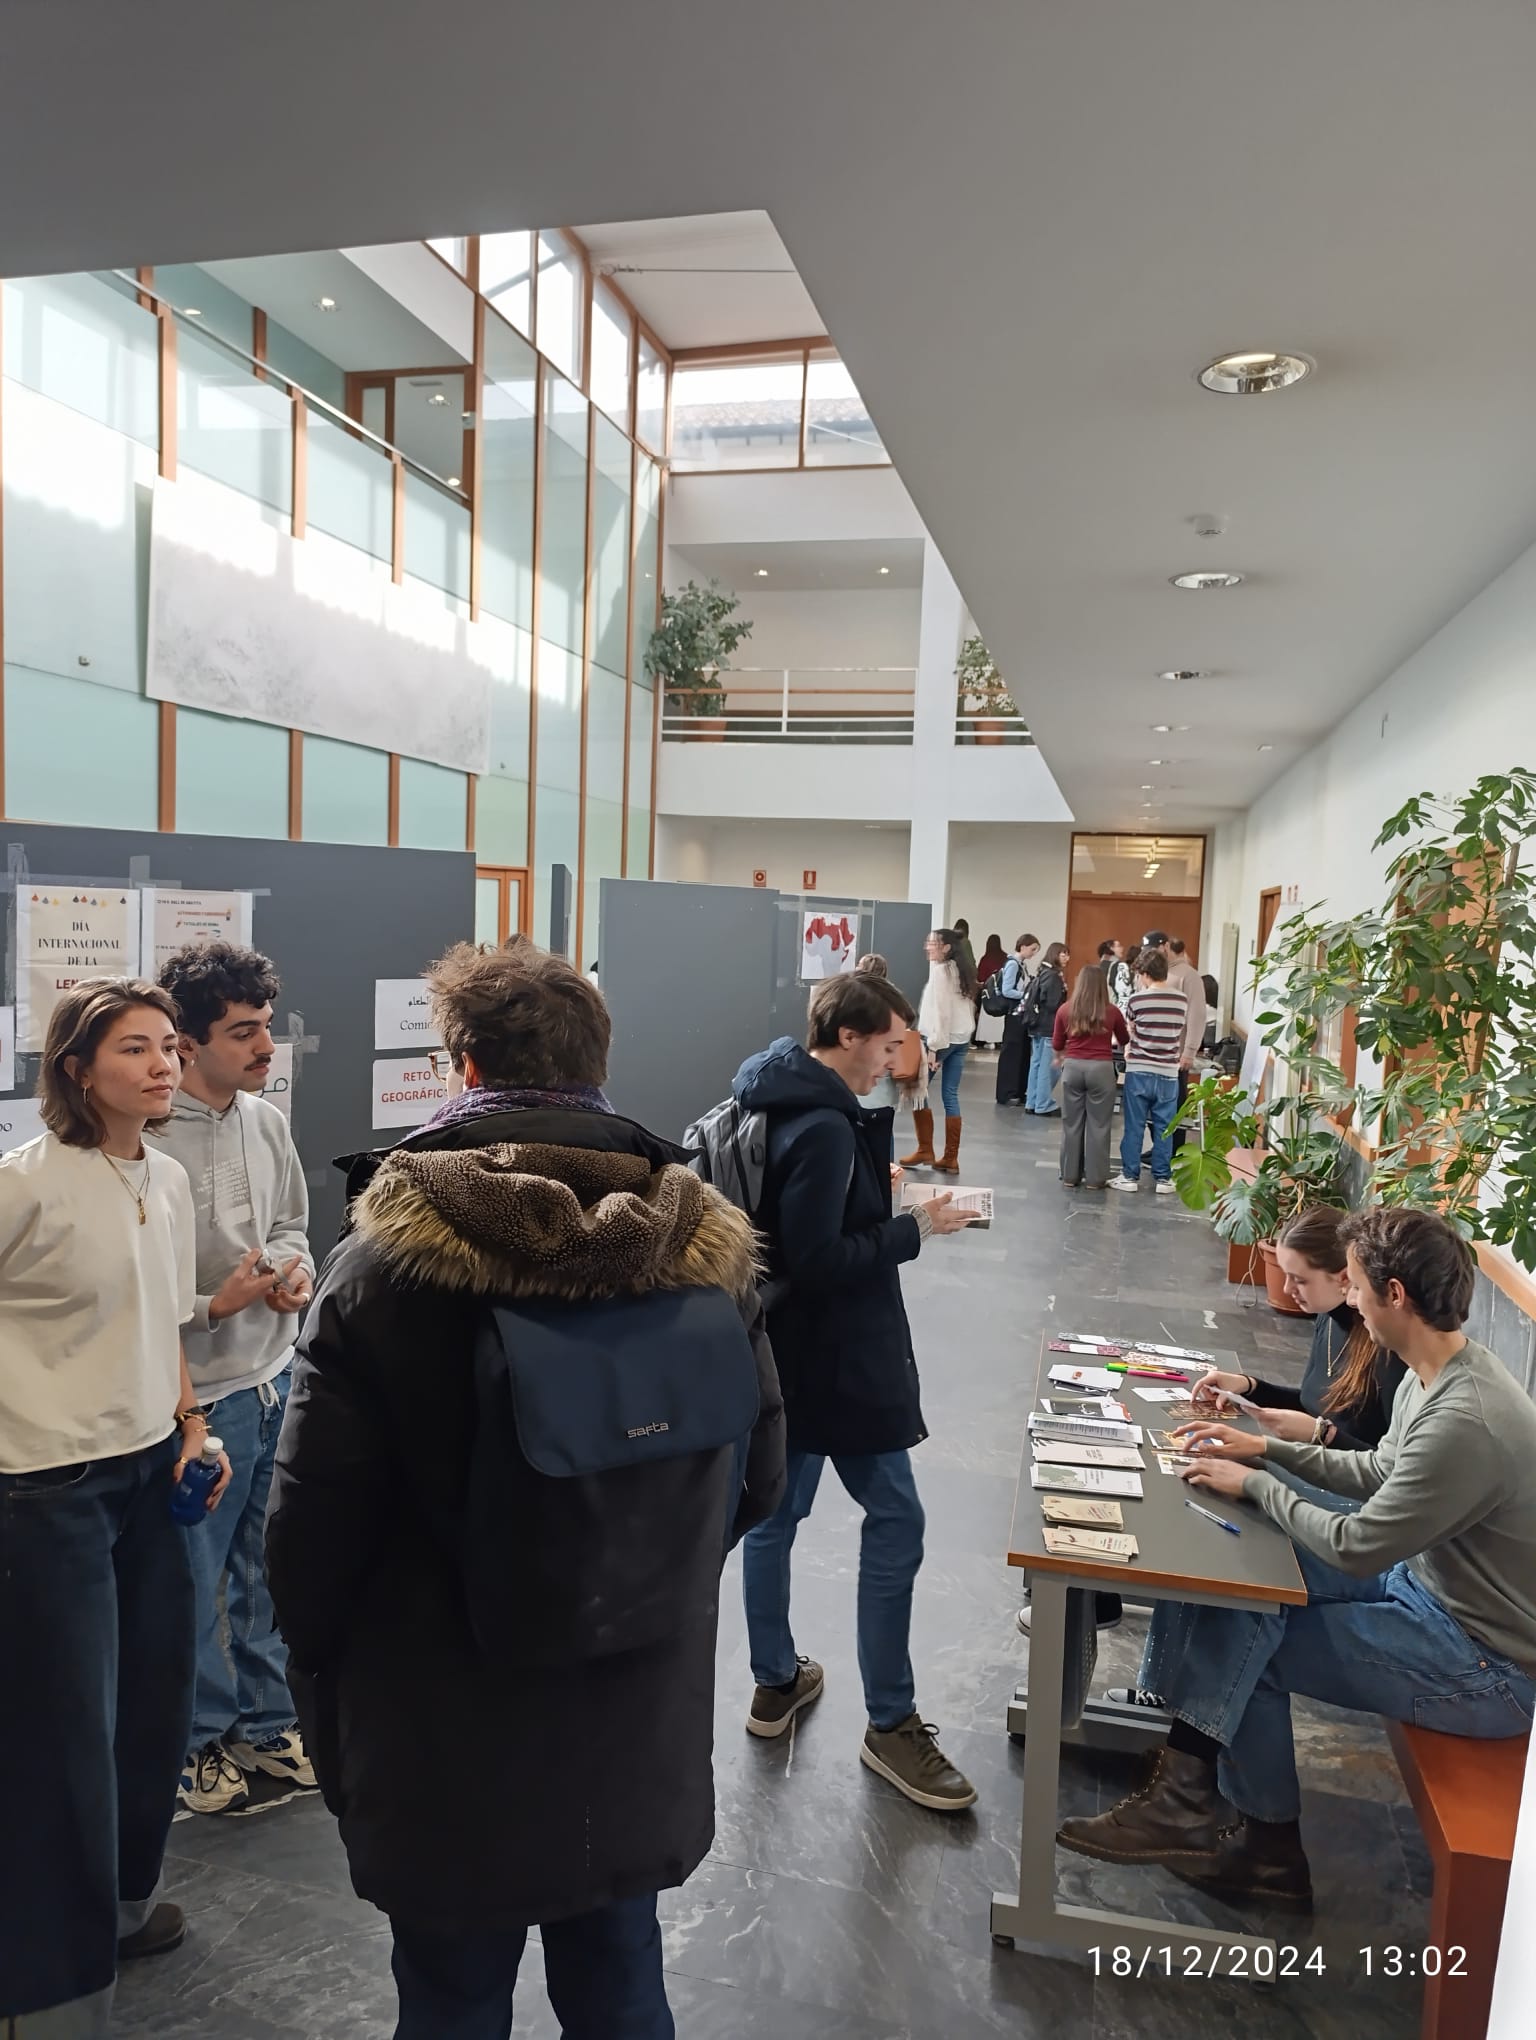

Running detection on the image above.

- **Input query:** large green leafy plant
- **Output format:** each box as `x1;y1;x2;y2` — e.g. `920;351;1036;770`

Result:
644;579;754;718
1172;1071;1352;1245
955;635;1019;718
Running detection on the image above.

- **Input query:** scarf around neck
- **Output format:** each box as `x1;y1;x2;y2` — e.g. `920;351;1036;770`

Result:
420;1081;615;1137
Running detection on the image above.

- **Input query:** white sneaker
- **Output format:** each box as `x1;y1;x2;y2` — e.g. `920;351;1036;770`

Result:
1154;1180;1177;1196
1110;1176;1140;1192
180;1740;250;1815
228;1727;317;1790
1105;1686;1168;1710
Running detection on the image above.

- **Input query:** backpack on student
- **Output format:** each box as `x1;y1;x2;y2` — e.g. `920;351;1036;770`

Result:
684;1096;771;1217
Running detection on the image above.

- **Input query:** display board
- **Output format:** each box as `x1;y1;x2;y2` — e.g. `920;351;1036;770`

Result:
1;825;474;1249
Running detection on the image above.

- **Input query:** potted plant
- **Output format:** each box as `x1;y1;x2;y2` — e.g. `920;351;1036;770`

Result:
955;635;1020;746
643;579;753;743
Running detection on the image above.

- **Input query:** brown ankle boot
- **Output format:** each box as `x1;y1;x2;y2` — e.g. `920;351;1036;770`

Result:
934;1116;963;1174
1057;1747;1227;1865
1172;1816;1314;1913
901;1108;936;1168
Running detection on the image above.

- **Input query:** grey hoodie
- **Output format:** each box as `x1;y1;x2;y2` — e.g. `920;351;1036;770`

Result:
151;1089;314;1402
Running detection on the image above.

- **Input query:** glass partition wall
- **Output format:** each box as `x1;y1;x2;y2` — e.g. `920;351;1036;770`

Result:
0;231;670;942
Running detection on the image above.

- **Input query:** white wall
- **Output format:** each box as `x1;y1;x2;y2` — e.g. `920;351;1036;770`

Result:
947;822;1073;944
656;816;911;899
666;466;925;548
721;587;921;675
1216;534;1536;1028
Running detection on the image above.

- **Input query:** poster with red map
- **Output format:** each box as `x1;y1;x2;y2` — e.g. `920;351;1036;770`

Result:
801;910;858;981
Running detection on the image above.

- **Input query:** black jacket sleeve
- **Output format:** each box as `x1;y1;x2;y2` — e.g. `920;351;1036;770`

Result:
729;1289;787;1546
265;1245;398;1675
1246;1376;1305;1413
774;1114;922;1292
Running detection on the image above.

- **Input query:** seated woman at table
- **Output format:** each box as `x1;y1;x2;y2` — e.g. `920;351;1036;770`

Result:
1058;1207;1536;1913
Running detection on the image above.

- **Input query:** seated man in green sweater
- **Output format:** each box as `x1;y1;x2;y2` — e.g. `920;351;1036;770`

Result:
1058;1207;1536;1911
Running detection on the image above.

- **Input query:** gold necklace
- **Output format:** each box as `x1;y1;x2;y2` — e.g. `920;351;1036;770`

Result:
103;1148;151;1225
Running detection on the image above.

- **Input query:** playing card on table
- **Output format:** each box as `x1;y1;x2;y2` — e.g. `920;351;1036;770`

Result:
1154;1451;1199;1476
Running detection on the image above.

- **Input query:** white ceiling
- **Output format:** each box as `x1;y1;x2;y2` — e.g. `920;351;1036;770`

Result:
672;536;925;592
577;212;822;350
203;252;465;371
9;1;1536;831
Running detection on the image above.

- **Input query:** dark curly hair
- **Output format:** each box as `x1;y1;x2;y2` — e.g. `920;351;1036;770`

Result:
159;942;281;1043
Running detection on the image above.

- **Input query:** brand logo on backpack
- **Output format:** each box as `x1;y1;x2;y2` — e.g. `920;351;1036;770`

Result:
625;1419;672;1439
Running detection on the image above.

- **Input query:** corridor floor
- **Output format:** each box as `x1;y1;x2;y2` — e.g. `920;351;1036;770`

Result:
116;1061;1431;2038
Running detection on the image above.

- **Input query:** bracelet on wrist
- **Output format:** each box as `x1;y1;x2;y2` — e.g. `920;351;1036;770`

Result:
177;1406;209;1428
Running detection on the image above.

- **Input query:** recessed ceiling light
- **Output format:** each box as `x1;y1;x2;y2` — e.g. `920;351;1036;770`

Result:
1140;783;1154;790
183;306;202;317
428;392;448;406
446;475;461;488
1158;669;1208;682
1258;743;1274;752
1147;757;1167;765
755;568;769;577
1198;350;1313;396
1151;723;1172;733
878;566;891;575
1171;571;1244;591
316;296;337;311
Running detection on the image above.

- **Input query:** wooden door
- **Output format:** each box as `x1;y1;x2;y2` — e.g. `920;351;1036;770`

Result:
1257;887;1282;955
1065;891;1205;978
475;867;530;945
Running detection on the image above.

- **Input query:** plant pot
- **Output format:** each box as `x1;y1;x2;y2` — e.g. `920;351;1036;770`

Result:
694;716;726;743
975;717;1005;746
1259;1239;1306;1314
1227;1241;1263;1287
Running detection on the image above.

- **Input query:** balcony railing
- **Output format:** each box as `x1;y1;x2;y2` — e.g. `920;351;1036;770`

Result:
662;669;915;745
956;710;1034;747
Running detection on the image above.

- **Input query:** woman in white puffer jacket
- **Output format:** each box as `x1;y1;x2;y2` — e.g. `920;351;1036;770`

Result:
901;928;977;1175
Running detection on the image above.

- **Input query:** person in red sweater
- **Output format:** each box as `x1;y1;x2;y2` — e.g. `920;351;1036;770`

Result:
1052;965;1128;1189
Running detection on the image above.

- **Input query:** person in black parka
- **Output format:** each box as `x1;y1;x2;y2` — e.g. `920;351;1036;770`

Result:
730;971;978;1815
265;941;784;2040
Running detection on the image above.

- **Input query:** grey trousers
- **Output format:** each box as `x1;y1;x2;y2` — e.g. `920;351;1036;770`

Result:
1060;1059;1116;1184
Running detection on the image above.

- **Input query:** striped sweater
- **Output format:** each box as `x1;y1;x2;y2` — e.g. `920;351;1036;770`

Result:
1124;987;1189;1076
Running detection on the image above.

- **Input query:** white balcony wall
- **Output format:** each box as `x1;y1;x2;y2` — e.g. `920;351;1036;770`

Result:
666;466;925;549
657;817;911;899
657;736;1071;825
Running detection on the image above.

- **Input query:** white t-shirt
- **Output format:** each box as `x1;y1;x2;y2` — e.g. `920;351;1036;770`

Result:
0;1133;196;1473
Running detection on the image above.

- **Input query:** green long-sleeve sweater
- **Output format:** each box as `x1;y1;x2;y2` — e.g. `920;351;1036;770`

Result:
1242;1337;1536;1678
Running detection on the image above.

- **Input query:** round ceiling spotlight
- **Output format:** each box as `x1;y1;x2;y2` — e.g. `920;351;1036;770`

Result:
1170;570;1244;592
1158;669;1209;682
1198;350;1313;396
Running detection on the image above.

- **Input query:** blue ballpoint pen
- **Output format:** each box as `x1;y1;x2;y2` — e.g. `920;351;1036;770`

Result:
1185;1498;1241;1536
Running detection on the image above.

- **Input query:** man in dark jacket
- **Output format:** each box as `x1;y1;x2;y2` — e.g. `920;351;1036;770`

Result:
733;971;978;1811
265;941;784;2040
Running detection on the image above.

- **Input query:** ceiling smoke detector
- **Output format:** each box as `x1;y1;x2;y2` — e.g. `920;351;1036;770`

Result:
1198;350;1313;396
1171;571;1244;592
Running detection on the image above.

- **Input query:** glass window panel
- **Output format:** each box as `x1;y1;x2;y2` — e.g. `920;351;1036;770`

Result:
804;349;887;465
178;324;293;512
590;287;632;428
475;616;532;867
591;416;631;679
302;734;390;844
428;236;469;275
580;661;627;972
403;470;471;601
154;265;254;353
536;232;585;386
475;875;502;947
306;409;394;562
176;707;289;838
1;273;159;446
265;319;346;410
4;663;159;829
481;230;534;338
635;334;667;454
540;371;588;656
481;310;537;631
670;356;803;471
361;385;387;440
533;640;583;946
626;683;656;877
398;757;468;851
475;772;529;869
630;455;661;689
390;370;466;480
1069;833;1206;897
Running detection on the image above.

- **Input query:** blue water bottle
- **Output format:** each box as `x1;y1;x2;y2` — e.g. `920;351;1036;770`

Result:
171;1436;223;1525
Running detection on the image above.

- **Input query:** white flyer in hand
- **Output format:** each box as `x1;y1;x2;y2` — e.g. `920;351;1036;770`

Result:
901;1182;992;1227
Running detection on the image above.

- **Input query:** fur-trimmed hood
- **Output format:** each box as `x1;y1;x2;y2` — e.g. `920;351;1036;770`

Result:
352;1140;758;1303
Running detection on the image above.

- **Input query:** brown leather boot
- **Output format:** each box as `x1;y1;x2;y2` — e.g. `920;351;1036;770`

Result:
1057;1747;1227;1866
934;1116;963;1174
901;1108;936;1168
1172;1816;1314;1913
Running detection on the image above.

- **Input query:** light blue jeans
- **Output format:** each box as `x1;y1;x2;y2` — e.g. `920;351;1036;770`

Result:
1119;1069;1178;1180
185;1368;297;1749
1144;1537;1534;1824
742;1447;924;1731
1026;1035;1058;1112
931;1042;968;1118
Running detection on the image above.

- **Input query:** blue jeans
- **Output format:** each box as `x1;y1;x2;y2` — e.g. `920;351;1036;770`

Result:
742;1447;924;1730
0;1436;194;2018
1026;1034;1058;1112
1147;1540;1534;1824
185;1369;296;1748
391;1896;672;2040
931;1042;968;1117
1119;1069;1178;1180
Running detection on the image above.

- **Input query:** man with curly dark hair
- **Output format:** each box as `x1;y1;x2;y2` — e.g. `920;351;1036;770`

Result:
153;942;315;1817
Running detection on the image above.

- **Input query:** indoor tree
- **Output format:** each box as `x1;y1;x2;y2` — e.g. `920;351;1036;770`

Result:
643;579;754;719
954;634;1020;720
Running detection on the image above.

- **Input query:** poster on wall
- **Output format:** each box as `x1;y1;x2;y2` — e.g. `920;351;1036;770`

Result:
0;1007;14;1094
15;889;142;1053
0;1096;45;1156
371;1054;443;1131
374;979;443;1054
800;910;859;982
260;1043;295;1123
141;888;255;981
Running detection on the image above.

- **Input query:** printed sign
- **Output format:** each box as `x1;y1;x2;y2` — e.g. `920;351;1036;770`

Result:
802;869;818;891
260;1043;294;1123
371;1054;443;1130
141;888;255;982
16;889;142;1052
800;910;858;982
752;869;768;889
374;978;442;1054
0;1097;45;1156
0;1007;13;1094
